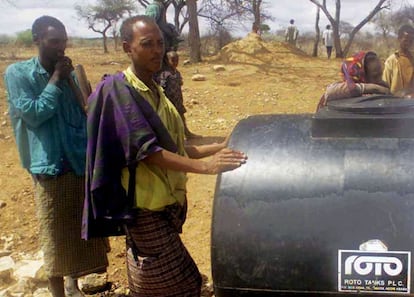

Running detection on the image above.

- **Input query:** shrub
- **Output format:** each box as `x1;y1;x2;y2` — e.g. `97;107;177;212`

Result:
15;30;33;47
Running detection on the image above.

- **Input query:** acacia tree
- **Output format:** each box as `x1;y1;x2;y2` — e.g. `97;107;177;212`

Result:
390;4;414;32
75;0;136;53
227;0;271;31
372;11;393;50
198;0;243;50
197;0;271;51
309;0;390;58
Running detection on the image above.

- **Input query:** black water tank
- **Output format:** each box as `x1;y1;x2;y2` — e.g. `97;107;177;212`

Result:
212;96;414;297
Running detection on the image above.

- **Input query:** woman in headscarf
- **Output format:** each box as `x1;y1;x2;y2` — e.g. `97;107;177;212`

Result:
317;51;390;111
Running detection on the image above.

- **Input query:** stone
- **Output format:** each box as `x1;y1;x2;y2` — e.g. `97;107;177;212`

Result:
0;200;6;208
33;287;52;297
80;272;110;294
183;59;191;65
213;65;226;71
6;277;36;296
14;259;44;279
0;256;15;286
0;250;11;257
113;285;128;295
191;74;206;82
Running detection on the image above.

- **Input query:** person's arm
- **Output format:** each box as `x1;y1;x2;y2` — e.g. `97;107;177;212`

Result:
143;147;247;175
178;70;184;86
4;57;74;128
325;82;362;101
185;142;226;159
325;81;389;102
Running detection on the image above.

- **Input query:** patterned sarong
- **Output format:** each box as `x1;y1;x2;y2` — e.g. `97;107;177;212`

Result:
34;172;108;277
126;206;201;297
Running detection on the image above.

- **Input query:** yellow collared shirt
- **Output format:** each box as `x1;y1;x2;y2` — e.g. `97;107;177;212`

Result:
121;67;187;211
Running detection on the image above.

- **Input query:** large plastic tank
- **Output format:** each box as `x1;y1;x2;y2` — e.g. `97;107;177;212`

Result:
211;96;414;296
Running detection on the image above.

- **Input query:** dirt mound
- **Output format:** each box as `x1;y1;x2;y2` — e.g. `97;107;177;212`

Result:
217;33;310;65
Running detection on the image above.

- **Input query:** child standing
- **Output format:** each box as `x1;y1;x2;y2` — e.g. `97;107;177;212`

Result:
159;51;201;139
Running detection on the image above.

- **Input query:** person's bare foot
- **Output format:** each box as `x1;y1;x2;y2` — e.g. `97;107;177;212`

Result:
64;276;84;297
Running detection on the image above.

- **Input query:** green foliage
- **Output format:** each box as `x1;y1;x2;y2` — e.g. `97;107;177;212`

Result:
260;24;270;33
75;0;137;33
0;34;14;45
75;0;137;53
15;29;33;47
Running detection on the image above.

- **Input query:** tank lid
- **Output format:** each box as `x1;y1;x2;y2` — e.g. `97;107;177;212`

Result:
312;95;414;138
327;95;414;114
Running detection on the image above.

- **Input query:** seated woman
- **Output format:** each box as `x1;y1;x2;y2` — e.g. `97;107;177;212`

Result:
317;51;390;111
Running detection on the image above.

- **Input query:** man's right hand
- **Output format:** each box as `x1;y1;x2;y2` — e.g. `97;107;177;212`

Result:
50;56;74;84
205;148;247;174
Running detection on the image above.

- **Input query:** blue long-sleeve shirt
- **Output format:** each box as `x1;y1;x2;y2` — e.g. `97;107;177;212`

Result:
4;57;87;176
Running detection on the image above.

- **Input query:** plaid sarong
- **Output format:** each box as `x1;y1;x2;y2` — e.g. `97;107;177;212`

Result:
34;172;108;277
126;205;201;297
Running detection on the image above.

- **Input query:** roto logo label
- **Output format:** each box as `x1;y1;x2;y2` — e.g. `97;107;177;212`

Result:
338;250;411;293
345;255;403;276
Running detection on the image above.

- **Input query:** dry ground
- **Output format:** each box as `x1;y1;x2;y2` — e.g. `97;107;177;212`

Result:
0;35;340;295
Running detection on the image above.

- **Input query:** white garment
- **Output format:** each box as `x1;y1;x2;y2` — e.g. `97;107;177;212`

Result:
322;29;334;47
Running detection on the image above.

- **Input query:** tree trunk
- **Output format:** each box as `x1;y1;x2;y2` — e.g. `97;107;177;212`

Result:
312;6;320;57
309;0;388;58
333;25;343;58
252;0;262;29
103;34;108;53
187;0;201;63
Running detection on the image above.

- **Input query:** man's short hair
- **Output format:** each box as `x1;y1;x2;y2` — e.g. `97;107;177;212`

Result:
326;25;331;29
32;15;65;41
398;24;414;39
290;19;294;24
120;15;158;42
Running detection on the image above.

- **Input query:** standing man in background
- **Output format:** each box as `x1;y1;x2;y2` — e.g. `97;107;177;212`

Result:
285;19;299;46
322;24;334;59
145;0;181;69
4;15;108;297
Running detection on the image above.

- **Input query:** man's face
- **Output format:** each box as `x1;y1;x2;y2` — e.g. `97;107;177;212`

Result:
36;26;67;65
123;21;164;74
399;31;414;52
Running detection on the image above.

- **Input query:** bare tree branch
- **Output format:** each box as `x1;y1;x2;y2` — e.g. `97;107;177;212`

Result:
309;0;389;57
76;0;137;53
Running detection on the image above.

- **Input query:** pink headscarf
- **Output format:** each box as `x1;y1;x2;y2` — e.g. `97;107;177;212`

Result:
341;51;377;90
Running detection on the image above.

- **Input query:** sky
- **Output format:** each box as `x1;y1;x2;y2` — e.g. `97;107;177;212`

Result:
0;0;410;38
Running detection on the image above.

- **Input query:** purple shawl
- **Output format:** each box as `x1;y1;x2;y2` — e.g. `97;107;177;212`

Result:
82;72;177;239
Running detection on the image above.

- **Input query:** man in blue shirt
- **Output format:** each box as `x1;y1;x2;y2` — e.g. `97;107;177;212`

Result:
4;15;108;297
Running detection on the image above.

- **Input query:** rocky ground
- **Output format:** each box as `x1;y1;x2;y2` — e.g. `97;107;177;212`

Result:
0;33;339;296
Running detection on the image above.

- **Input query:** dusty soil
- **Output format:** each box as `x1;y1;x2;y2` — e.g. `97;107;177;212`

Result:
0;34;339;295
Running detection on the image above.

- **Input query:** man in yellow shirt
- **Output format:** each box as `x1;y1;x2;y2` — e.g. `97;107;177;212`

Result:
85;15;247;297
383;25;414;96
